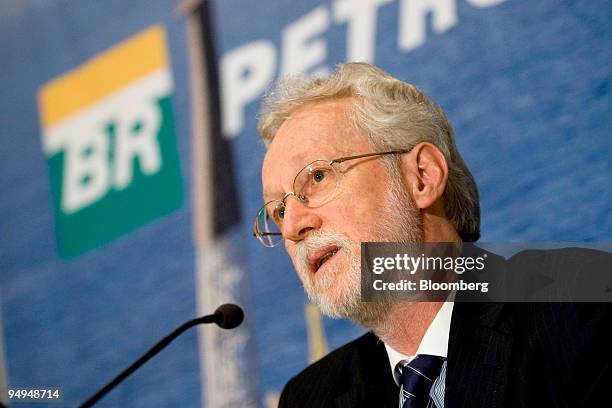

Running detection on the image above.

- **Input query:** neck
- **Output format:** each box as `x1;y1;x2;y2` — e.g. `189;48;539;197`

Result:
373;301;443;355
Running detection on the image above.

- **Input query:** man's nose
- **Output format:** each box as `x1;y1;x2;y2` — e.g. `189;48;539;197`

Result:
281;197;322;242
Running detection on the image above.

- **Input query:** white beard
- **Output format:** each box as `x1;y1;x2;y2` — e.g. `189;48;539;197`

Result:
294;176;422;335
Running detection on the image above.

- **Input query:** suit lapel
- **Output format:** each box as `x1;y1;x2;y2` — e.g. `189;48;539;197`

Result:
333;332;398;408
445;299;514;408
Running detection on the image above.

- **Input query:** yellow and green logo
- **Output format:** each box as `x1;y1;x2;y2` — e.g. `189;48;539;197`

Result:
38;25;182;259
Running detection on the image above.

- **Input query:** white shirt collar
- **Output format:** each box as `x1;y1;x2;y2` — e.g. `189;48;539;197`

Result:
384;300;454;385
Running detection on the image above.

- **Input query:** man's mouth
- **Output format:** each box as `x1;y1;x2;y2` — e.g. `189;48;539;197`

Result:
309;246;340;273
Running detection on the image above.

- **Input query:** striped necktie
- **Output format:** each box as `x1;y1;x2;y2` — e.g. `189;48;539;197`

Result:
395;355;445;408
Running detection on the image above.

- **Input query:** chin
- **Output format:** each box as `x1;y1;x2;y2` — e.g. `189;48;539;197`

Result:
309;281;395;336
311;293;357;320
307;273;359;319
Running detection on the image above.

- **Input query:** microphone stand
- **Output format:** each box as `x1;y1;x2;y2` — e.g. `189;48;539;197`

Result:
79;314;217;408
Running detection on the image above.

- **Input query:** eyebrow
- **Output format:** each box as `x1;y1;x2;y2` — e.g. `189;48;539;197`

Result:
262;189;280;204
262;176;289;203
261;154;305;202
261;147;345;202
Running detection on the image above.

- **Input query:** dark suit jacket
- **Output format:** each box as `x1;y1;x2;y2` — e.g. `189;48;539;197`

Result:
279;251;611;407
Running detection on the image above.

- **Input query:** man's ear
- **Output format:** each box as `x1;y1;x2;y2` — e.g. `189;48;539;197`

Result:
401;142;448;210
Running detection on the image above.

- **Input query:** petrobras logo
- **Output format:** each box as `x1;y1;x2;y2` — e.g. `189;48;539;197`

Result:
37;25;182;259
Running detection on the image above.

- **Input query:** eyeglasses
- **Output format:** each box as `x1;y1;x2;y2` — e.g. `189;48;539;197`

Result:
253;150;410;247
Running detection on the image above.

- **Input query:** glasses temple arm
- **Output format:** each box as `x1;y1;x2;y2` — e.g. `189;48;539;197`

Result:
330;149;411;164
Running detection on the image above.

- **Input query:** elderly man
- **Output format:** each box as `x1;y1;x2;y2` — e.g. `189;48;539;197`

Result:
253;63;609;407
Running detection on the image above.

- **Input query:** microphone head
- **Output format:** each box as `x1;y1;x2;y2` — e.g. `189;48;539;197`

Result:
214;303;244;329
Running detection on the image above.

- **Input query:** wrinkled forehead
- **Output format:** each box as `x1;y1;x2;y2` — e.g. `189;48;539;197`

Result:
261;99;368;199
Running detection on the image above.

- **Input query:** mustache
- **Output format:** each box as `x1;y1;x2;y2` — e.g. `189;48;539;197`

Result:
295;231;352;272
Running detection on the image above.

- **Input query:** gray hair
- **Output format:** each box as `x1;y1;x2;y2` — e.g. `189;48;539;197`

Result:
257;62;480;242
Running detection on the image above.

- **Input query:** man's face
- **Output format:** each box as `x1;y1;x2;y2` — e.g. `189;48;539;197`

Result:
261;98;422;322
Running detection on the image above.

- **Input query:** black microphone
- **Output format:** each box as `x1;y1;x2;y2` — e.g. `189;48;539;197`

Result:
213;303;244;329
79;303;244;408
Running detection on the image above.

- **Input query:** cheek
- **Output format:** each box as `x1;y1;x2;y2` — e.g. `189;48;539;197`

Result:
284;241;296;260
337;167;390;225
284;241;303;272
328;198;378;240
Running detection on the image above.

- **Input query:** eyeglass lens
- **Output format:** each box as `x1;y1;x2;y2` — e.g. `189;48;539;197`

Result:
254;161;339;246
